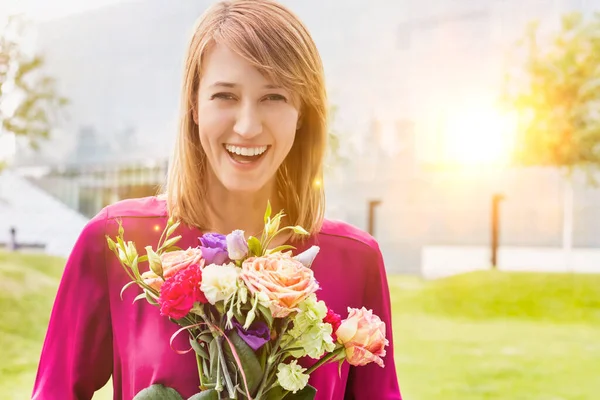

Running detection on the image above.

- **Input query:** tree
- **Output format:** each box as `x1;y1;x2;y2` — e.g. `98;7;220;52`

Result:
0;15;67;164
504;12;600;267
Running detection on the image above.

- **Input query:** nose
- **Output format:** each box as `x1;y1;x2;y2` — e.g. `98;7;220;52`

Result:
233;101;263;138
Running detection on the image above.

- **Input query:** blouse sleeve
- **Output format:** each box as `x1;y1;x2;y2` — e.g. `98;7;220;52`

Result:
32;208;113;399
344;242;402;400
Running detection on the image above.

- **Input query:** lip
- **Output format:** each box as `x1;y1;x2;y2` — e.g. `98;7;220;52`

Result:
224;144;269;170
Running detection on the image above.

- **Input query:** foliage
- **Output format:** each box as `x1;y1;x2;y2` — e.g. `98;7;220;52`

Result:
0;15;67;151
505;12;600;174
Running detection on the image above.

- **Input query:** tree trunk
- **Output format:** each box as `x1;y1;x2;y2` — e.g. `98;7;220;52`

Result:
562;173;574;271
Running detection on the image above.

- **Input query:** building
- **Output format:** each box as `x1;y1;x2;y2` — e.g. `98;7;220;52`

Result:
15;0;600;273
0;170;88;258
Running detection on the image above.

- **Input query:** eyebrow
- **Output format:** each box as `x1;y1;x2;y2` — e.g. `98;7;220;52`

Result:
209;81;283;89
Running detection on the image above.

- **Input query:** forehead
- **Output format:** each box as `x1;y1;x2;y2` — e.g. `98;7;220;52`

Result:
199;43;274;88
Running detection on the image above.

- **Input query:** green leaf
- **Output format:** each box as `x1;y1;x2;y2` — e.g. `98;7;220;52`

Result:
284;385;317;400
247;236;262;257
190;336;210;360
258;344;268;373
257;303;274;329
208;338;218;384
198;333;213;343
165;245;183;253
120;281;138;300
222;330;263;395
145;291;159;305
264;200;272;224
265;384;317;400
265;385;287;400
132;384;184;400
187;389;219;400
133;293;147;304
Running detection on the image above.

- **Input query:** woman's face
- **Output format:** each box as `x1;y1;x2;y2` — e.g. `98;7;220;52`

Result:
195;43;300;194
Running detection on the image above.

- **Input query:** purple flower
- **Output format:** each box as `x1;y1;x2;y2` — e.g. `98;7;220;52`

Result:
226;230;249;261
231;319;270;351
198;233;229;265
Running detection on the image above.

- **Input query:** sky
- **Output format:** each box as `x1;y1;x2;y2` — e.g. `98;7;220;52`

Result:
0;0;129;22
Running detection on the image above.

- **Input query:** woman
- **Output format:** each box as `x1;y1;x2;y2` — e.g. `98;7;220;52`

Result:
32;1;401;399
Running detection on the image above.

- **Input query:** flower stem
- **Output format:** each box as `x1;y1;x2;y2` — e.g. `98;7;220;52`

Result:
261;226;290;253
215;350;223;393
254;319;288;399
306;348;344;375
196;351;205;390
216;336;236;399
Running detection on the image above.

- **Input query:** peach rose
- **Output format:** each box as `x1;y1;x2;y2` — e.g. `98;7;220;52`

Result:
142;247;204;291
240;253;319;318
336;307;389;368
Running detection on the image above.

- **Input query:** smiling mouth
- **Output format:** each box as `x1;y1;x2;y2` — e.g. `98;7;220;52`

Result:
224;144;269;164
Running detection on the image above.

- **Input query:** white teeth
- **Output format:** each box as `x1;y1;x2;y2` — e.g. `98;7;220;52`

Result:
225;144;268;156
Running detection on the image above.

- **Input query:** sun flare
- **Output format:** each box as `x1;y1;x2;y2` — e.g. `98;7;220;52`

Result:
439;104;517;167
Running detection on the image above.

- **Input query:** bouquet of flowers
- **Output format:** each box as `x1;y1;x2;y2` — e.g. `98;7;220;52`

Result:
106;203;389;400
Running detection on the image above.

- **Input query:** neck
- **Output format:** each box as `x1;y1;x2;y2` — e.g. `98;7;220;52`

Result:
205;177;284;239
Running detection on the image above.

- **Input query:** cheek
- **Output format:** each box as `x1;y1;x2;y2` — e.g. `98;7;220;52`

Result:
197;104;232;149
267;107;299;149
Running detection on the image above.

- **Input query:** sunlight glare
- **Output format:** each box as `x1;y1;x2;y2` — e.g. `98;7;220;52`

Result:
440;104;517;167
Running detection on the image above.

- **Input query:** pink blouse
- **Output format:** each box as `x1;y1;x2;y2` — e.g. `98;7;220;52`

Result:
32;196;401;399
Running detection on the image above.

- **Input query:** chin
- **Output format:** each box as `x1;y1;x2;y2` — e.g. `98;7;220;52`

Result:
222;176;271;194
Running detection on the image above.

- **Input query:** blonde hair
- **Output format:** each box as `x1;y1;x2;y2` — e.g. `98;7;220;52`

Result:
165;0;327;234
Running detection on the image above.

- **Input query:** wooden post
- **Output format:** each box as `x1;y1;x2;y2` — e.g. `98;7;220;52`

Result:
491;194;504;268
368;200;382;236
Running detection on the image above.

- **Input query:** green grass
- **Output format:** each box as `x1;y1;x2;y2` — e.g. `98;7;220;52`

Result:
1;251;599;399
391;271;600;400
0;251;65;399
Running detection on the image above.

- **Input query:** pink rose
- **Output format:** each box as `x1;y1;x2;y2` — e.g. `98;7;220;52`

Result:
336;307;389;368
158;263;208;319
240;253;319;317
142;247;204;290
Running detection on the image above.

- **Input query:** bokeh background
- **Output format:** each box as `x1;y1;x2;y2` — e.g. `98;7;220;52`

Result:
1;0;599;399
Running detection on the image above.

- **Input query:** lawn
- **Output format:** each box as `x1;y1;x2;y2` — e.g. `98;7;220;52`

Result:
390;272;600;400
1;250;599;399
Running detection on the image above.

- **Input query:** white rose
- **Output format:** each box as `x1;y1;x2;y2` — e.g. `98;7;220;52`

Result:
200;263;240;305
